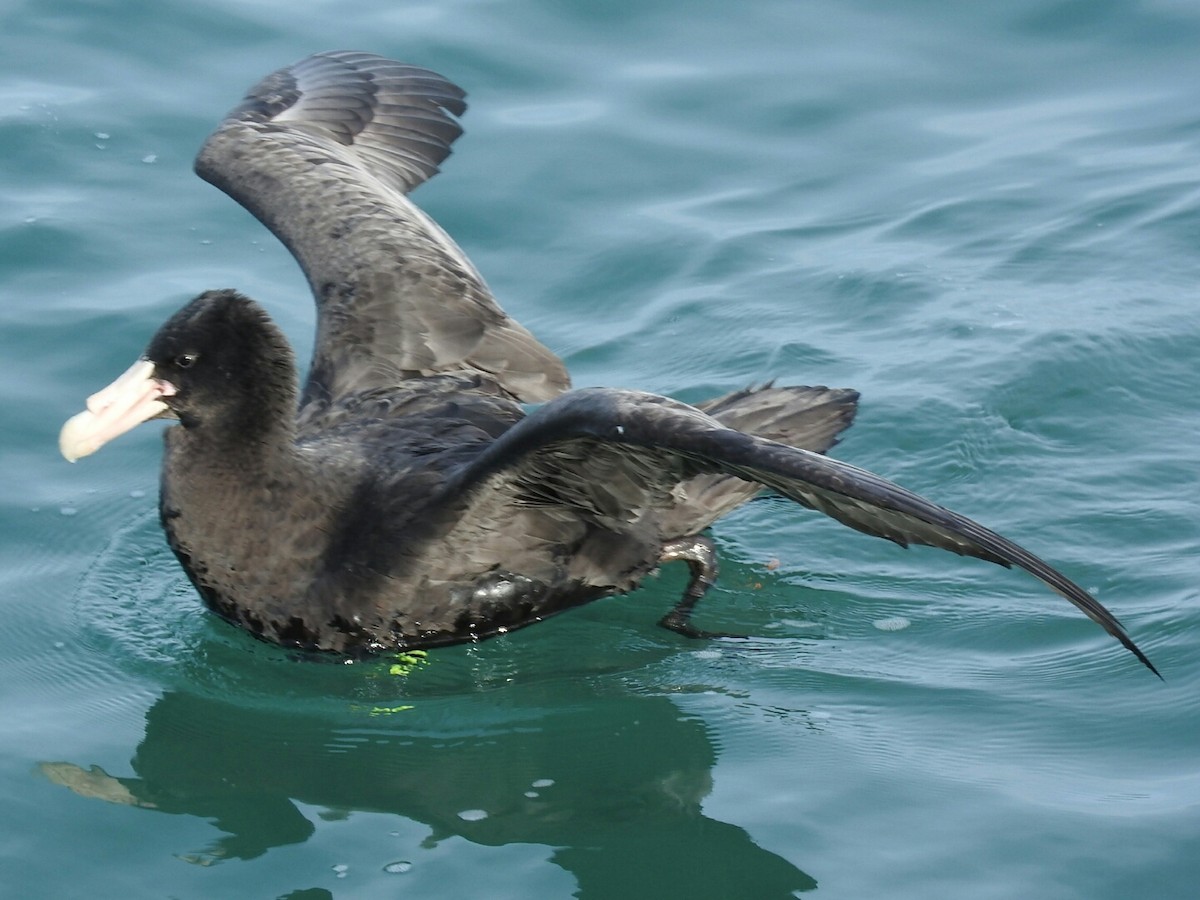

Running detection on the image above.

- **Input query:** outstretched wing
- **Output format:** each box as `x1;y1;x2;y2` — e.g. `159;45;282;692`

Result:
194;50;570;424
433;387;1158;676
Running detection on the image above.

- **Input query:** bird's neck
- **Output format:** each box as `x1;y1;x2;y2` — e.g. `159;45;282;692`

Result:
164;409;299;479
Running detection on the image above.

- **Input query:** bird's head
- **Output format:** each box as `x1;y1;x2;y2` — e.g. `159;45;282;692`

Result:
59;289;296;461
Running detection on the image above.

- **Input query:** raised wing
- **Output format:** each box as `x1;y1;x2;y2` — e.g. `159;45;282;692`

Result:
194;50;570;422
434;388;1159;677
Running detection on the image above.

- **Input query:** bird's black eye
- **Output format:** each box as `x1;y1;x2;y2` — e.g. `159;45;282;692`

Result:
175;352;199;369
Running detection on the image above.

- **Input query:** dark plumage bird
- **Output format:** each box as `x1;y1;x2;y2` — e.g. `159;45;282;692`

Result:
60;51;1158;676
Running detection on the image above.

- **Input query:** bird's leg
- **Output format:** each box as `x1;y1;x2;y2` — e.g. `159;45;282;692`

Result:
656;535;744;640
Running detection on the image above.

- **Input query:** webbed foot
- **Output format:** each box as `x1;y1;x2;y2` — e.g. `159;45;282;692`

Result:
655;535;747;640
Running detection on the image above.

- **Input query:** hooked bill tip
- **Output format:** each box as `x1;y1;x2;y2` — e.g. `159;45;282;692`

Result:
59;409;98;462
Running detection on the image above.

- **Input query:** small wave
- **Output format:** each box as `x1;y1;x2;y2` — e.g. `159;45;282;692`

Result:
73;507;210;669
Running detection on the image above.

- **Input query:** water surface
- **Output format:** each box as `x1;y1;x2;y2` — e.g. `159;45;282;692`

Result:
2;1;1198;897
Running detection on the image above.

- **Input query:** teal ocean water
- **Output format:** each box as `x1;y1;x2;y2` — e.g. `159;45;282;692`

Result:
3;0;1198;897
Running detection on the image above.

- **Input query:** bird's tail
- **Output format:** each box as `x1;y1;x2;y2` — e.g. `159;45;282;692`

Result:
660;384;859;535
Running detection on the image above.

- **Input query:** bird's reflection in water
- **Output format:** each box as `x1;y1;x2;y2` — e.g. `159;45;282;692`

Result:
42;675;816;897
